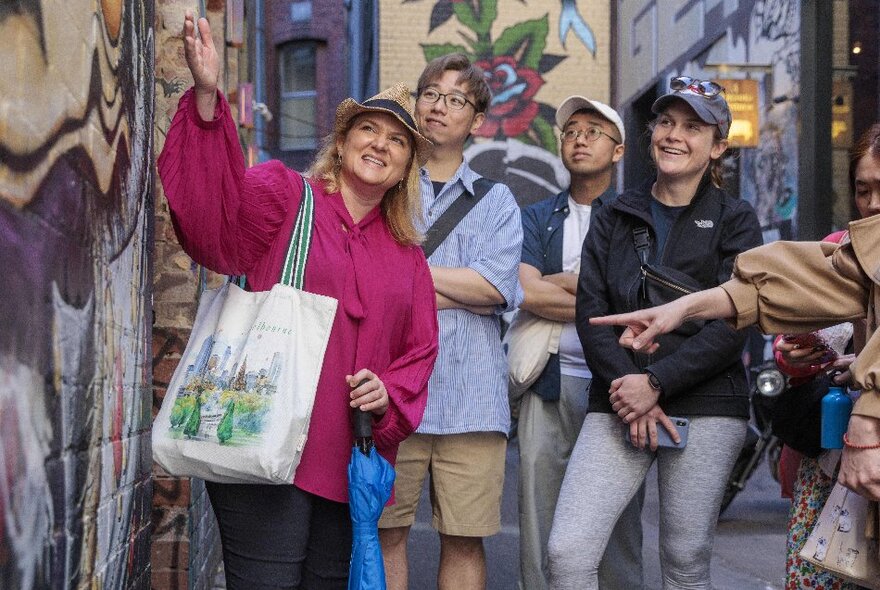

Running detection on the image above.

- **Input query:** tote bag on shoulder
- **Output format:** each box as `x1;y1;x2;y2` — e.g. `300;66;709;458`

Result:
152;182;338;484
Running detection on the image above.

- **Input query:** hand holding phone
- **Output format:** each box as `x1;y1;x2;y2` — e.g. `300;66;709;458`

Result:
625;416;689;450
781;333;838;365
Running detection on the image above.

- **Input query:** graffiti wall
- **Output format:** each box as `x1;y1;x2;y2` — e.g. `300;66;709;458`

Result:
679;0;801;239
740;0;801;239
0;2;154;588
380;0;612;206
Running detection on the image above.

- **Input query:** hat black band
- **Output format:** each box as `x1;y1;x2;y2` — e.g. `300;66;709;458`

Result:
362;98;418;132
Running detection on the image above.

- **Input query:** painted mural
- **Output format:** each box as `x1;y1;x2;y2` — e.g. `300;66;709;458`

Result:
0;1;154;588
382;0;611;206
742;0;801;239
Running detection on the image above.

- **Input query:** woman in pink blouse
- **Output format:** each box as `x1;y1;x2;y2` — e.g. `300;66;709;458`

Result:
158;12;439;589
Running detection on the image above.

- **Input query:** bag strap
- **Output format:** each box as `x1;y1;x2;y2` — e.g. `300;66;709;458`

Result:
632;226;651;266
280;180;315;289
421;177;497;258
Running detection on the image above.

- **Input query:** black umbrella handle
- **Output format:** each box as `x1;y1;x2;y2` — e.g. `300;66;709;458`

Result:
352;379;373;453
354;408;373;439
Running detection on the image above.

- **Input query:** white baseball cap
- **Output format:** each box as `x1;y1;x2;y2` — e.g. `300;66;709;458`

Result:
555;96;625;144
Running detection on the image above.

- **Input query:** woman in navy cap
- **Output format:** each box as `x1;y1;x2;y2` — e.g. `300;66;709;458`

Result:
547;77;762;589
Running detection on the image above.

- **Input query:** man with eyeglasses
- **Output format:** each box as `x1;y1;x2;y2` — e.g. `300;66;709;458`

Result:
515;96;645;590
378;53;523;590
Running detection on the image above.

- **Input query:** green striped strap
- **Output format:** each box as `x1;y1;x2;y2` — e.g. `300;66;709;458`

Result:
280;180;315;289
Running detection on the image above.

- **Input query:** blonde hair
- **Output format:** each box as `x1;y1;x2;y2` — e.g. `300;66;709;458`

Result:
308;126;423;246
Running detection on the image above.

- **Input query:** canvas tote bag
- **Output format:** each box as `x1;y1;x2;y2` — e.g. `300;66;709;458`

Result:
153;182;338;484
799;482;880;589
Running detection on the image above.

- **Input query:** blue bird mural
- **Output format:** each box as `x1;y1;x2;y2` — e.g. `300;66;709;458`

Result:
559;0;596;54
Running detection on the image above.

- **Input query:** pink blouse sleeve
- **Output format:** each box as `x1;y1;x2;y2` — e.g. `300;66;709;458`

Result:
372;253;439;448
157;88;297;275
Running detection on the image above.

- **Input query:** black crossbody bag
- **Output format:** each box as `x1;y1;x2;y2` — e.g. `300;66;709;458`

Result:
632;226;705;337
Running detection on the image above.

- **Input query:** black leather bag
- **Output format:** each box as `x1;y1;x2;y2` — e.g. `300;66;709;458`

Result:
771;373;827;458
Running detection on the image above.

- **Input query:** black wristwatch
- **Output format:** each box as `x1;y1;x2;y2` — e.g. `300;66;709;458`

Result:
646;371;663;393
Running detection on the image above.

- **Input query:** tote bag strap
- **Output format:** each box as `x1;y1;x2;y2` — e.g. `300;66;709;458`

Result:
280;180;315;289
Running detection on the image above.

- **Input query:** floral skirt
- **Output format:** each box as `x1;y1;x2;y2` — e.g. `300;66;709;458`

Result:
785;457;868;590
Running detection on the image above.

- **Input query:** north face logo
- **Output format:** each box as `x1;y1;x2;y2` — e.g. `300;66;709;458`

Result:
694;220;714;229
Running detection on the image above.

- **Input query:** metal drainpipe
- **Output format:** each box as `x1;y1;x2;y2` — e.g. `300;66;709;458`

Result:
254;0;269;161
346;0;363;101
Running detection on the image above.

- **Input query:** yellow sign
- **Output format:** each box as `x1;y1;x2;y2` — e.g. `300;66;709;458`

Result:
718;79;760;148
832;80;853;148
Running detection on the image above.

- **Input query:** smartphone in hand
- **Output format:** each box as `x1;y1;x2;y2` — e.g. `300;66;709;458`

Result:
625;417;689;449
783;333;837;364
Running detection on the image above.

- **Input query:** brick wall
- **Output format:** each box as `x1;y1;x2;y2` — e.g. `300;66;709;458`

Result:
152;0;241;587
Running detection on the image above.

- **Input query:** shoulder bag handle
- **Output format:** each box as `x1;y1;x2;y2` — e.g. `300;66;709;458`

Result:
280;180;315;289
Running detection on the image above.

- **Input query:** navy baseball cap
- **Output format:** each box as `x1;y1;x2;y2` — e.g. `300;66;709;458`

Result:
651;79;731;139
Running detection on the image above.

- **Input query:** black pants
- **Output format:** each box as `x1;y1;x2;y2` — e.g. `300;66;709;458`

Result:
206;482;352;589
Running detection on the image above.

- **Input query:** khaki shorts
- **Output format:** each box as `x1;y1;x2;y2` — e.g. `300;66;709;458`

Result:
378;432;507;537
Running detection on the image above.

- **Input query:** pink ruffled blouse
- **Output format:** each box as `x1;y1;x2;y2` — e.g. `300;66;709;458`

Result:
158;88;439;502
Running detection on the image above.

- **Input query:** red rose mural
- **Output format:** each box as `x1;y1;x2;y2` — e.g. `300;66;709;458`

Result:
476;56;544;137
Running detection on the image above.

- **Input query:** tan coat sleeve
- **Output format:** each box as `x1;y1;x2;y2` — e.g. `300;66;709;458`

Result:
720;213;880;419
852;332;880;418
847;215;880;419
720;240;866;333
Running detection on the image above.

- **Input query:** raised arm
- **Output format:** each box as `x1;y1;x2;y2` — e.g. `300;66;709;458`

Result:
158;13;297;277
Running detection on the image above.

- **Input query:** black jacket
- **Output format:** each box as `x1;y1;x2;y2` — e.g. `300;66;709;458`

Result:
576;178;762;418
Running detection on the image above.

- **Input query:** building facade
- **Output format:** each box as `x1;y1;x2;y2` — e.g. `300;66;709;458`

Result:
262;0;357;172
613;0;879;241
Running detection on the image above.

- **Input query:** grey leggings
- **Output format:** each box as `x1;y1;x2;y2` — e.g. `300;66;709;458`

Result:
547;412;747;590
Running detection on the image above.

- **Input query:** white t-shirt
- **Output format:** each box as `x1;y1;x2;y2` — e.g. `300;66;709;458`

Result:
558;197;592;378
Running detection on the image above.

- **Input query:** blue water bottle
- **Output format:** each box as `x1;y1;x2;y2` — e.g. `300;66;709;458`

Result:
821;386;853;449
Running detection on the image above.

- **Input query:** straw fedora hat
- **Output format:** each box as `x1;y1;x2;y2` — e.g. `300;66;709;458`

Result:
335;83;434;166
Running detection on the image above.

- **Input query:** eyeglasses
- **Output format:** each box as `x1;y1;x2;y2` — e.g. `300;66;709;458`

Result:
417;88;476;111
670;76;725;98
560;127;620;145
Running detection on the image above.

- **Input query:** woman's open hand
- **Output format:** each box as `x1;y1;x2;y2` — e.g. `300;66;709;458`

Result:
183;11;219;120
838;415;880;501
347;370;389;416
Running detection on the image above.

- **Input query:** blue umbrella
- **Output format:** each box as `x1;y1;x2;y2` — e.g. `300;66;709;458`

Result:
348;409;395;590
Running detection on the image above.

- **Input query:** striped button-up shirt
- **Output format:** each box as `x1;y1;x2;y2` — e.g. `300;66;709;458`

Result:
416;161;523;435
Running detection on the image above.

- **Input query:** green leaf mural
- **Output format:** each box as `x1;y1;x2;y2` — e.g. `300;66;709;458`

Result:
422;42;471;63
492;15;549;70
452;0;497;37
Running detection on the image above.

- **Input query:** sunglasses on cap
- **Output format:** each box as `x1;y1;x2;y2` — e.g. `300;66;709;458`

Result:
670;77;725;98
